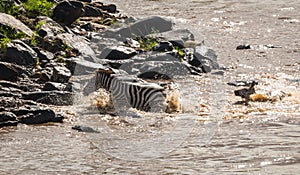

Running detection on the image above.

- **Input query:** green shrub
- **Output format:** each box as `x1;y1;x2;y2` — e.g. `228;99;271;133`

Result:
0;24;27;50
0;0;20;16
136;36;159;51
0;0;56;19
174;46;185;61
35;21;46;32
23;0;56;18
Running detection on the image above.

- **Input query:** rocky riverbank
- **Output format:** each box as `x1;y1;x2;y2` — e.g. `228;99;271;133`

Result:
0;0;219;128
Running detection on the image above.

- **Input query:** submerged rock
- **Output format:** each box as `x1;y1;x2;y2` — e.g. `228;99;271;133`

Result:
72;125;100;133
14;107;64;124
0;121;18;128
236;44;251;50
0;112;17;122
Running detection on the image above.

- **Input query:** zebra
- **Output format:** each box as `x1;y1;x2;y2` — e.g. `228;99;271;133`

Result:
95;68;167;113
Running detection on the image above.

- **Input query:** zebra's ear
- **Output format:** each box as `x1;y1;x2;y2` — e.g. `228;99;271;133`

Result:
96;68;114;75
106;68;114;74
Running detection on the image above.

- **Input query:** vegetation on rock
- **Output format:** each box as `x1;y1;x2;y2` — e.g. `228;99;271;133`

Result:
0;0;56;19
0;24;27;50
136;36;159;51
0;0;20;16
23;0;56;18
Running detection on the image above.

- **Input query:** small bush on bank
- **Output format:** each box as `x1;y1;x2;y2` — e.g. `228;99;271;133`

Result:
0;24;27;50
23;0;56;18
0;0;56;19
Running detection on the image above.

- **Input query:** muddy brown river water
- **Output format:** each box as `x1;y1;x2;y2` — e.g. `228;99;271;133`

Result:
1;0;300;174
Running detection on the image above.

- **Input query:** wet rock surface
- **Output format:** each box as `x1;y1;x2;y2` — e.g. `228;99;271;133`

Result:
5;40;38;66
0;12;34;36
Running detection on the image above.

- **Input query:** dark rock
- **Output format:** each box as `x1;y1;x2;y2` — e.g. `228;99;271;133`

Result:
80;22;93;31
56;33;95;58
66;57;106;75
191;45;219;73
211;70;224;76
18;77;43;92
0;121;18;128
0;33;5;39
78;0;91;2
33;49;54;66
125;38;140;48
100;4;117;13
36;37;66;53
43;82;66;91
185;64;205;75
106;59;133;69
103;16;173;41
72;125;99;133
0;90;22;97
0;13;34;36
228;80;258;87
37;29;47;38
153;41;173;52
264;44;282;49
5;40;37;66
0;62;19;81
153;29;195;48
91;34;124;55
38;67;53;83
17;108;64;124
35;16;65;37
145;52;180;61
65;81;81;92
0;96;24;108
99;46;137;60
10;105;40;116
52;0;84;26
51;65;72;83
0;112;17;122
22;91;74;105
236;44;251;50
126;61;190;79
0;80;20;89
117;52;191;78
83;5;103;17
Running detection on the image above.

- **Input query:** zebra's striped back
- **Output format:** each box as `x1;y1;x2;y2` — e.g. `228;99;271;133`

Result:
95;68;167;112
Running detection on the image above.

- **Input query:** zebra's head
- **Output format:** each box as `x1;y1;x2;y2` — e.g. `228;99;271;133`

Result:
95;68;115;90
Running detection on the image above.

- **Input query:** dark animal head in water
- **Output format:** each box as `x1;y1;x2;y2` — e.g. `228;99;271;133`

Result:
234;81;257;100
